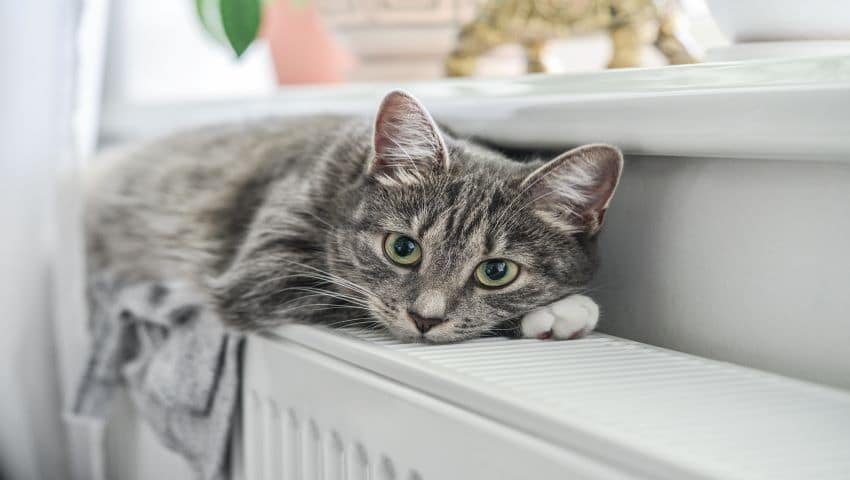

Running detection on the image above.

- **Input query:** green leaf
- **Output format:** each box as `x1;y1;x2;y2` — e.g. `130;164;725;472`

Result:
220;0;262;58
194;0;228;45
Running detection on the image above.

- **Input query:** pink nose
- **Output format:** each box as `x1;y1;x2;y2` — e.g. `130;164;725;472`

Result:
407;311;445;333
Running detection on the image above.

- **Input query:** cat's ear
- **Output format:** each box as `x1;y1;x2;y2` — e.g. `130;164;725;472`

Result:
369;90;449;184
521;144;623;235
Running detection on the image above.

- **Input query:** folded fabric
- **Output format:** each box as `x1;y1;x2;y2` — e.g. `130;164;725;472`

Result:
72;279;242;480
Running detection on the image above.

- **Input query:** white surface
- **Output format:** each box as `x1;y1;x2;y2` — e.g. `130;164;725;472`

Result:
594;154;850;391
246;325;850;479
705;0;850;42
706;41;850;62
100;55;850;162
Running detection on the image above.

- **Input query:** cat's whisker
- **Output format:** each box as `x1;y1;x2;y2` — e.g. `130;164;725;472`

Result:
321;316;377;329
325;318;382;329
281;280;374;307
288;273;375;300
280;260;378;298
277;287;372;309
239;269;376;308
272;297;370;311
232;285;368;306
324;314;374;325
271;302;374;319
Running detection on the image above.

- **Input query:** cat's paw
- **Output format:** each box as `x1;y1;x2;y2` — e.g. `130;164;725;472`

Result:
521;294;599;340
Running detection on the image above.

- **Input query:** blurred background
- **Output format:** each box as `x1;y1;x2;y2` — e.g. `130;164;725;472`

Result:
104;0;725;104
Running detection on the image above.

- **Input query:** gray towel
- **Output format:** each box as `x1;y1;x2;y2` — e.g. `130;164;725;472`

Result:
72;280;243;480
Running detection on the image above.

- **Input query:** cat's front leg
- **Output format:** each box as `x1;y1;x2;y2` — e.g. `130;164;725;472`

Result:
520;294;599;340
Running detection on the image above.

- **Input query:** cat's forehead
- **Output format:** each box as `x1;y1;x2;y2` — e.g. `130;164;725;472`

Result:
387;176;536;251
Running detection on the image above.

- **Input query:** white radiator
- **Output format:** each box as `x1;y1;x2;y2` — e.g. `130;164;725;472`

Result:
243;325;850;480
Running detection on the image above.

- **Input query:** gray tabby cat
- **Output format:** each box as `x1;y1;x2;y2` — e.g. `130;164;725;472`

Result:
86;90;622;343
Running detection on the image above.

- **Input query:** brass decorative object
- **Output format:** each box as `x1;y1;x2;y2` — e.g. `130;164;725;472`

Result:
445;0;700;76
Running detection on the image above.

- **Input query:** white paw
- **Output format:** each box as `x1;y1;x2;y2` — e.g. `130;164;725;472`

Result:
521;294;599;340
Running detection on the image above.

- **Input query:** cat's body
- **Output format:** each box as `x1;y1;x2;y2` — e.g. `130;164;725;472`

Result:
86;92;622;343
87;116;356;297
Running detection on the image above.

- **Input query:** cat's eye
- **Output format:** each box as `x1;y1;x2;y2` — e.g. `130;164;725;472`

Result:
383;232;422;266
474;259;519;288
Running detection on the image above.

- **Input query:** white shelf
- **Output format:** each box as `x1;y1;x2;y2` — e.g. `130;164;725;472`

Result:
101;55;850;161
246;324;850;480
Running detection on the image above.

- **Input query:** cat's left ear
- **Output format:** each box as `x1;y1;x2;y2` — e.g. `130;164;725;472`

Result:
369;90;449;184
521;144;623;236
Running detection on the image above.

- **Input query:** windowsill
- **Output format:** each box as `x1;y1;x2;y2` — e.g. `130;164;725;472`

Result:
100;55;850;161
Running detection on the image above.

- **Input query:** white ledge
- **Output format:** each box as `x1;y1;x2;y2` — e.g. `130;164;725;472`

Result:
102;56;850;161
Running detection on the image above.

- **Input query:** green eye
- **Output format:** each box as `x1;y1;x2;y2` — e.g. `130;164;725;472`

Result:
475;259;519;288
384;232;422;266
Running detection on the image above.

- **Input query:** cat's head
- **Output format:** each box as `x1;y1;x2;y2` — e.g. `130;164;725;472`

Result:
328;90;622;342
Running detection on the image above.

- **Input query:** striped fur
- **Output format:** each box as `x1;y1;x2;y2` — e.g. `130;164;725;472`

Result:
86;91;622;343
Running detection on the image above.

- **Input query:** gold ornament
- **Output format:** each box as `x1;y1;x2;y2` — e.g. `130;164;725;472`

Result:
445;0;699;76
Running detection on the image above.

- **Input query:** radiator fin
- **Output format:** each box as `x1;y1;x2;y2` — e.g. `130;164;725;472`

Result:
352;443;369;480
248;399;426;480
378;456;396;480
266;401;283;480
328;432;345;480
304;420;323;480
285;409;302;479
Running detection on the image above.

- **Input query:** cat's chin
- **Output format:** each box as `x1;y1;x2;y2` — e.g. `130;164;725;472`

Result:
381;323;481;344
381;324;427;343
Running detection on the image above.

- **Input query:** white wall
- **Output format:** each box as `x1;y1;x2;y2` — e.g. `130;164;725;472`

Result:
595;155;850;390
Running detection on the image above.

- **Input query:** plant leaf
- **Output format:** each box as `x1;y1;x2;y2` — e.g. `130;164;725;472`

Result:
220;0;262;58
194;0;228;45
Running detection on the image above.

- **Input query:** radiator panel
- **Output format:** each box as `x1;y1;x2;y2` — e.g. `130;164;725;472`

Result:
243;332;635;480
244;326;850;480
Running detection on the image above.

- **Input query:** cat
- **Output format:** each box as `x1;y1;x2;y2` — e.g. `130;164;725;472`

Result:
85;90;622;343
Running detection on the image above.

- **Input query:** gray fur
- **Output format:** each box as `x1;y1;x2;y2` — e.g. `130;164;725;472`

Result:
86;91;622;343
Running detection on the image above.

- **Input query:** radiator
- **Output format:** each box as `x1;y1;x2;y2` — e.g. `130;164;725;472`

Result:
243;325;850;480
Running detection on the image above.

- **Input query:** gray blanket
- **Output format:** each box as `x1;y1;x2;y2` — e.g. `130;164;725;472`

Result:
72;280;243;480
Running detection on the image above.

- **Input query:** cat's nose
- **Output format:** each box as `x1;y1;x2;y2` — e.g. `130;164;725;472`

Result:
407;310;445;334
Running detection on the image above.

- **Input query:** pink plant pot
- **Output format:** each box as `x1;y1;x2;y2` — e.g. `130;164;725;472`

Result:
262;0;354;84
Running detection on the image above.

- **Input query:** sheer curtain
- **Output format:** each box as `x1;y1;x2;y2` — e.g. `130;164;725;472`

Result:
0;0;105;478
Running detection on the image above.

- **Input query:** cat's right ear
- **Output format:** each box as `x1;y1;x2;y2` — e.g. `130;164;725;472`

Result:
369;90;449;185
